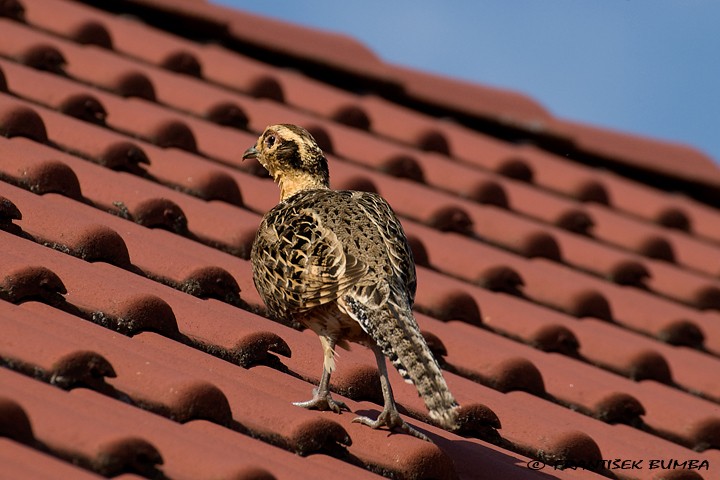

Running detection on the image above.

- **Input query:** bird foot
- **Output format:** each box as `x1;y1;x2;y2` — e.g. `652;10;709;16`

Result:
293;391;349;414
352;408;432;442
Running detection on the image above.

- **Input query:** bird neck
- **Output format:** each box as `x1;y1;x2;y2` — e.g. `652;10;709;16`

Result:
278;173;329;201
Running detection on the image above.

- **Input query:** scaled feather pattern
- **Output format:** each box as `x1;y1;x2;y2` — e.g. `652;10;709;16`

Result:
246;124;459;439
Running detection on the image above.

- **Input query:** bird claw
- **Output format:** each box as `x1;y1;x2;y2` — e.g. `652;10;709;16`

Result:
293;393;349;414
352;409;432;442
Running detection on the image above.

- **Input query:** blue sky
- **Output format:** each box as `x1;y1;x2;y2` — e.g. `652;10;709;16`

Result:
213;1;720;165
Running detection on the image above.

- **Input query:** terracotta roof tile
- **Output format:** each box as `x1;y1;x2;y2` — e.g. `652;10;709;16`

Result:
2;177;256;306
0;134;261;253
2;370;164;477
30;1;202;76
413;270;720;447
593;170;691;226
388;64;551;127
3;365;360;479
0;302;116;389
1;439;112;479
2;0;719;478
498;145;613;201
584;203;720;268
549;118;720;191
670;195;720;244
221;9;393;85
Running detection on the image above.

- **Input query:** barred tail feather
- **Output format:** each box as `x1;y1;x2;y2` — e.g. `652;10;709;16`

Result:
344;296;459;429
387;311;459;429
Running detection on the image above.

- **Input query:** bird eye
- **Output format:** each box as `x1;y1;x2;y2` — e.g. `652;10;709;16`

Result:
265;134;276;148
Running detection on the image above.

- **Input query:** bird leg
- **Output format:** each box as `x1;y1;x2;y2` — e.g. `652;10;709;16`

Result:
293;337;349;413
352;347;432;442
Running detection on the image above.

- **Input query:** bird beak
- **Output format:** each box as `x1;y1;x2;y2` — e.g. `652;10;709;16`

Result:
243;146;259;161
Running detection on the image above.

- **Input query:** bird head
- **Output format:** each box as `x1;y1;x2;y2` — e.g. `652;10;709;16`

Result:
243;124;330;201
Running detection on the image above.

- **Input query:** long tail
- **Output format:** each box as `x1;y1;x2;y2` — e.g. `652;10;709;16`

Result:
343;296;459;429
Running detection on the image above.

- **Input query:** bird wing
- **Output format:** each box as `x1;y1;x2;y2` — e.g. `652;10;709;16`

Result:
354;192;417;306
253;206;368;316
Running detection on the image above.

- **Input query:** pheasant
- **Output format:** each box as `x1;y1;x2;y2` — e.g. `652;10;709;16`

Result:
244;124;458;440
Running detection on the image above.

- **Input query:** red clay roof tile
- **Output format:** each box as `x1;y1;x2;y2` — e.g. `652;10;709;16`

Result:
0;102;49;143
1;369;166;477
670;195;720;244
0;303;116;389
221;7;392;83
2;1;719;479
389;64;551;127
0;438;110;480
0;262;66;304
550;118;720;191
414;282;720;449
499;145;612;202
